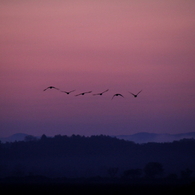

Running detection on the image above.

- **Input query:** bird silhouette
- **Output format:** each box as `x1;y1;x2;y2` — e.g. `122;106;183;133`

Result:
43;86;59;91
129;90;142;97
61;90;75;94
112;93;124;99
93;89;109;96
75;91;92;96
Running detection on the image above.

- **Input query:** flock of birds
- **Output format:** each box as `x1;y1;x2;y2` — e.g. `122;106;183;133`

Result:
43;86;142;99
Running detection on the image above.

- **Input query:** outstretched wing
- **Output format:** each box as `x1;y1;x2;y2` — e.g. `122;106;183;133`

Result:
75;93;82;96
136;90;142;95
43;86;59;91
53;87;59;90
84;91;92;94
119;94;124;98
93;89;109;95
112;94;116;99
43;87;50;91
112;93;124;99
69;90;76;93
129;92;136;96
102;89;109;93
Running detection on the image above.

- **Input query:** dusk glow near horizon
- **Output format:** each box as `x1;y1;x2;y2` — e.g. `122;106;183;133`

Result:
1;0;195;137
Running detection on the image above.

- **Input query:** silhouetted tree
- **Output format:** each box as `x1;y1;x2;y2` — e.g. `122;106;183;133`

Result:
123;168;142;179
107;167;119;178
166;173;178;180
40;134;47;141
181;168;193;179
144;162;164;178
1;135;195;179
24;135;37;142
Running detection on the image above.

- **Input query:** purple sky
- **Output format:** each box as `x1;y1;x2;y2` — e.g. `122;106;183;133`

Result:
1;0;195;137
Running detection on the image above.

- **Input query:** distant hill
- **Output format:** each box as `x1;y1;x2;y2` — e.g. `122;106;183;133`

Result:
0;133;29;143
114;132;195;143
0;132;195;143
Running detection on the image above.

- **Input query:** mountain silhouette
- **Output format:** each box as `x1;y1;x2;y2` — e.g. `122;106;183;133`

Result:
0;133;29;143
114;132;195;143
1;132;195;143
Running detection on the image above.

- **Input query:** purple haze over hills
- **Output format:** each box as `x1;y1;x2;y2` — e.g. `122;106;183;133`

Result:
115;132;195;144
0;132;195;144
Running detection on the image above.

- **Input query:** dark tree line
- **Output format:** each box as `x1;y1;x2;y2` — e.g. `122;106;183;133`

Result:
0;135;195;179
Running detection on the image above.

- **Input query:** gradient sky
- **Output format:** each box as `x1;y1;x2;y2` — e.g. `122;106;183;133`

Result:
1;0;195;137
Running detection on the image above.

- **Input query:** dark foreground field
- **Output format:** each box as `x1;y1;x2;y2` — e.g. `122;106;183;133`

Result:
1;136;195;194
1;179;194;195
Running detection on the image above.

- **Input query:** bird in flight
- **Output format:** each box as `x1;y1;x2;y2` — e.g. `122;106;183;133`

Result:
75;91;92;96
93;89;109;96
43;86;59;91
129;90;142;98
61;90;75;94
112;93;124;100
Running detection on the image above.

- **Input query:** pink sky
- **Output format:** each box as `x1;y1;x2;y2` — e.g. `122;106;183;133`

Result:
1;0;195;137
